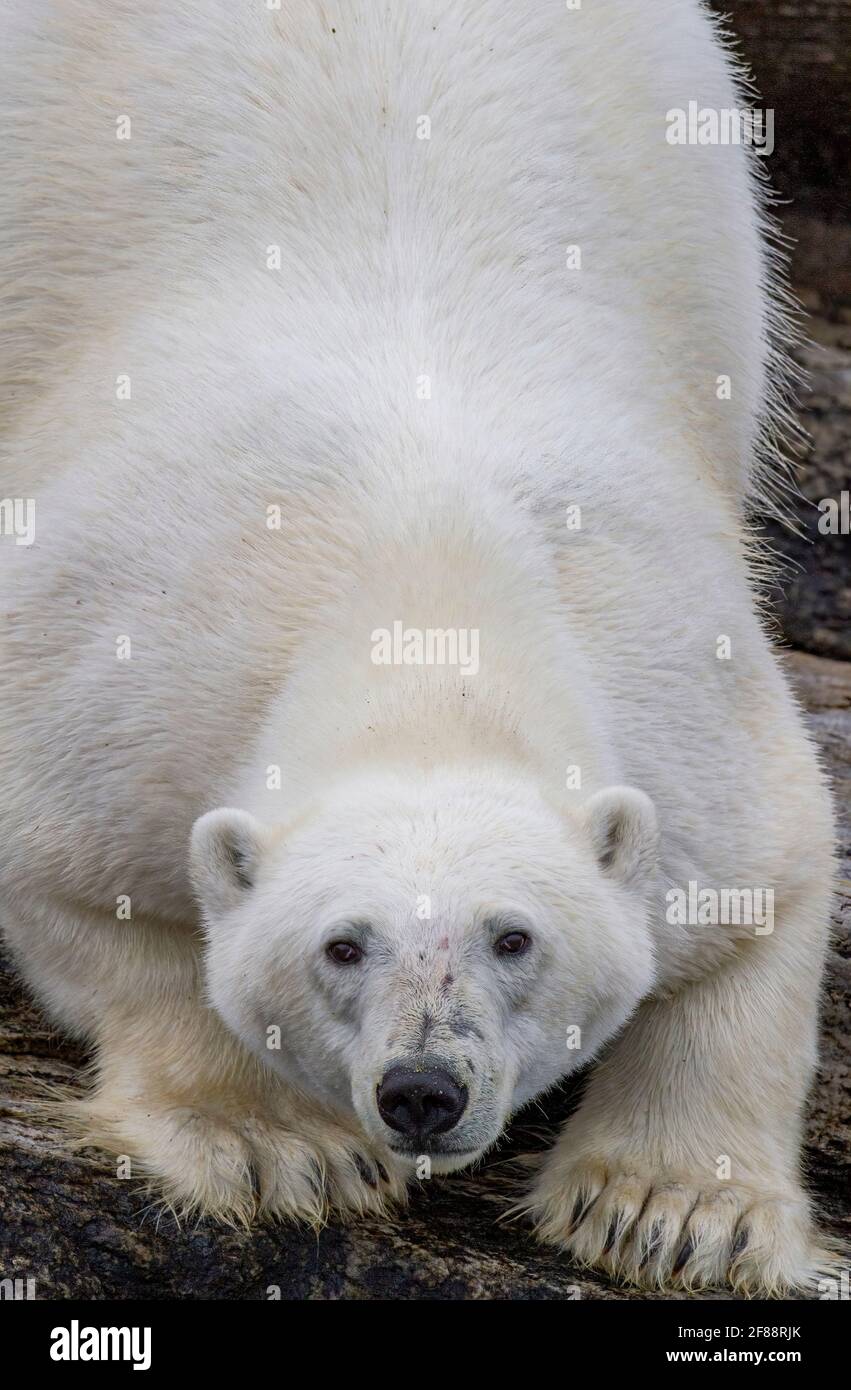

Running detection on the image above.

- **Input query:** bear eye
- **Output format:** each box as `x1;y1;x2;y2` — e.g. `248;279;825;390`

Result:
495;930;530;957
326;939;363;965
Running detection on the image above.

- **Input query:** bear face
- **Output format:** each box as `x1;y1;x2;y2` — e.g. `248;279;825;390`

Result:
191;769;659;1172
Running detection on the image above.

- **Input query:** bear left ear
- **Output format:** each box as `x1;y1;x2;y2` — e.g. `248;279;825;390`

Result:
190;808;271;917
581;786;659;892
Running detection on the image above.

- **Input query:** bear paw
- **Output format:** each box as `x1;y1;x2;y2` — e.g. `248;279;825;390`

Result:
73;1095;406;1227
521;1156;831;1295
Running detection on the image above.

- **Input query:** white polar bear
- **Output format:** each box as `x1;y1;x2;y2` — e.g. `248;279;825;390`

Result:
0;0;839;1293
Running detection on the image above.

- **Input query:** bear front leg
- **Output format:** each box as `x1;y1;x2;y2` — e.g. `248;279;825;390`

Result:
523;901;839;1294
74;993;407;1224
5;897;406;1224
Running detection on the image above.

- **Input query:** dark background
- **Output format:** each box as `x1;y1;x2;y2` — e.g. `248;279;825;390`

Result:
717;0;850;659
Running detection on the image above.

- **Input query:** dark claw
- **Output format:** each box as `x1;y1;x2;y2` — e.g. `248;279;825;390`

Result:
308;1157;328;1196
376;1163;389;1185
672;1236;695;1276
731;1226;749;1260
568;1192;599;1237
603;1216;621;1255
639;1220;665;1269
247;1157;263;1203
353;1153;377;1188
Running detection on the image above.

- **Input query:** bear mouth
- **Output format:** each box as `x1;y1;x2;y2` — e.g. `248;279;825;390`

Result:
388;1141;480;1160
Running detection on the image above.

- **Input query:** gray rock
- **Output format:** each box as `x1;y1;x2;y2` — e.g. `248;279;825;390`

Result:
761;295;851;662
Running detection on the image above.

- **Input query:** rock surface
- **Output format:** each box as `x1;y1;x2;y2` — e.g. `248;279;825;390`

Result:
0;651;847;1300
716;0;851;233
705;1;851;659
761;292;851;662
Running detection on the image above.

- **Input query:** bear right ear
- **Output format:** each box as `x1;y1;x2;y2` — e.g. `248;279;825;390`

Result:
581;786;659;893
190;808;270;916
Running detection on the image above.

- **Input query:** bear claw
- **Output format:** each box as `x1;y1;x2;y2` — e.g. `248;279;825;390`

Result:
519;1156;833;1295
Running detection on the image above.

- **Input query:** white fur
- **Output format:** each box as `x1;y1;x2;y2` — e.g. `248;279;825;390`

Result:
0;0;837;1290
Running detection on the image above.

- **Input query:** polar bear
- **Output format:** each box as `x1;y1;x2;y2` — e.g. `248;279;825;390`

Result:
0;0;839;1294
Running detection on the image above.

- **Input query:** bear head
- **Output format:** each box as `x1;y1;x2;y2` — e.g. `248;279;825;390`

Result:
190;766;658;1173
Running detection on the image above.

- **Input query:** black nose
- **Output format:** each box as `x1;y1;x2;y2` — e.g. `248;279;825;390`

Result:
376;1066;467;1140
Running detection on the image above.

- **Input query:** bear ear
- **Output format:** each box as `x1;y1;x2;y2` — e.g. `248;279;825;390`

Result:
190;808;270;916
581;786;658;892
